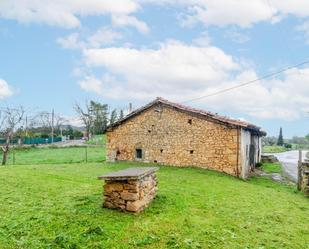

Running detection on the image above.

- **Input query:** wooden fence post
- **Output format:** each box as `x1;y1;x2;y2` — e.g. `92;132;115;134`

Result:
298;150;302;191
85;147;88;163
13;149;16;165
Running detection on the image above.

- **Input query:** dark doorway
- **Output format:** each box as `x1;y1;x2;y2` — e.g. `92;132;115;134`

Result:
249;144;255;166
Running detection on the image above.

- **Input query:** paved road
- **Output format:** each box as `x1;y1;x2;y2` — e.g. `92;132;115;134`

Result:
268;150;308;182
38;139;85;148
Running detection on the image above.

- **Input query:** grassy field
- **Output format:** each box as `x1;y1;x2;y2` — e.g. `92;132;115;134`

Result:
86;135;106;146
3;146;105;165
262;146;288;153
0;160;308;248
260;163;283;174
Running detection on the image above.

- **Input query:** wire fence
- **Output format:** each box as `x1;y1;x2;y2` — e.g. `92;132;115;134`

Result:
0;146;106;165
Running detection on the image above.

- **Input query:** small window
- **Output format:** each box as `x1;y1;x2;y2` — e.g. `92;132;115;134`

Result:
188;119;192;124
136;149;142;159
148;130;151;133
160;149;163;153
190;150;194;154
154;160;158;163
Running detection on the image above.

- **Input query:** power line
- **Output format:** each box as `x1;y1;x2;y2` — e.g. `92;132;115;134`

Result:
182;59;309;104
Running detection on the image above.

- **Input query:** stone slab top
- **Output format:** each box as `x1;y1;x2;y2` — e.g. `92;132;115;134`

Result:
98;167;159;181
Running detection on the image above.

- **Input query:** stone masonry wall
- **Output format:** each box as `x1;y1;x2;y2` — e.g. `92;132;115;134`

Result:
106;105;241;176
103;174;157;212
301;162;309;196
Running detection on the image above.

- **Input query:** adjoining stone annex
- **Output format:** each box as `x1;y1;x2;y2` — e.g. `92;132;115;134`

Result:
98;167;158;212
105;98;266;179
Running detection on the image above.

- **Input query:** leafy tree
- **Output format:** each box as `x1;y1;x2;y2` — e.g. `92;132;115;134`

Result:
65;125;74;137
277;127;284;146
73;130;83;138
262;136;277;146
89;101;109;135
284;143;292;149
110;109;118;124
74;100;109;139
119;109;124;120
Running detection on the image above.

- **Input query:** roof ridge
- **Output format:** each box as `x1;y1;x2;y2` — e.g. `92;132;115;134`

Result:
106;97;266;136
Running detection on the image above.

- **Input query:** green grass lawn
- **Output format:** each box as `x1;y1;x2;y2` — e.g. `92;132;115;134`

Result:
86;135;106;146
262;146;288;153
260;163;283;174
0;161;308;249
3;146;105;165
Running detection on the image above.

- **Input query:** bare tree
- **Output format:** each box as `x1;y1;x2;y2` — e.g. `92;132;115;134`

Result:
37;111;66;137
74;100;109;140
74;101;92;140
0;106;25;165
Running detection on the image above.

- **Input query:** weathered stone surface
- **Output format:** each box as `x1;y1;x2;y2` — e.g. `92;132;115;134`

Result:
106;105;241;176
126;200;145;212
104;182;123;192
120;191;139;201
123;183;139;192
98;167;158;181
300;163;309;196
103;201;115;209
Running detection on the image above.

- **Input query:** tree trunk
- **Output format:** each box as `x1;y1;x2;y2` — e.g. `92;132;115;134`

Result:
2;144;9;165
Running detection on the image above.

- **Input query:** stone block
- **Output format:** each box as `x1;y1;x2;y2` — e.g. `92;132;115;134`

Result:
120;191;139;201
126;200;145;212
104;182;123;192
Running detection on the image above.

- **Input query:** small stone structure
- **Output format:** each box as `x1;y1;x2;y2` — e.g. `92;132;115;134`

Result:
300;162;309;196
98;167;158;212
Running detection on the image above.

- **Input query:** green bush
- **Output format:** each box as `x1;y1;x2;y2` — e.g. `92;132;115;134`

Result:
256;162;263;168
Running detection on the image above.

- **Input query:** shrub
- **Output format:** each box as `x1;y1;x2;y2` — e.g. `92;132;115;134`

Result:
255;162;263;168
284;143;292;149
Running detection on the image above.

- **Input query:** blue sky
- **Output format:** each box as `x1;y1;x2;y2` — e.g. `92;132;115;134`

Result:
1;1;309;138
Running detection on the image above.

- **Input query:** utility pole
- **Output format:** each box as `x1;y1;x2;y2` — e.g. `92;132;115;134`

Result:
51;109;54;143
298;150;303;191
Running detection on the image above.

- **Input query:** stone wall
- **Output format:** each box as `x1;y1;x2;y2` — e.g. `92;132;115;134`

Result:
103;174;157;212
300;162;309;196
106;104;242;176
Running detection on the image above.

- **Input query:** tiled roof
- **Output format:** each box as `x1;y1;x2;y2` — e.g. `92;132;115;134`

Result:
106;97;267;136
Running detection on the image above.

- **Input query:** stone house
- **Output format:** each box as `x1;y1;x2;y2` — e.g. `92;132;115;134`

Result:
105;98;266;179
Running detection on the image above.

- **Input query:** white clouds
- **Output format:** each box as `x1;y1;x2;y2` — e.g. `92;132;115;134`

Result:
224;29;250;44
0;0;139;29
0;79;13;99
297;21;309;44
182;0;272;28
87;28;123;48
80;41;309;120
2;0;309;33
192;31;211;46
57;33;82;49
111;15;149;34
83;41;240;91
78;76;104;94
143;0;309;28
4;0;309;31
57;28;122;49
